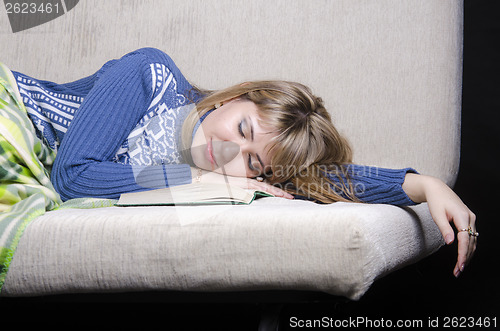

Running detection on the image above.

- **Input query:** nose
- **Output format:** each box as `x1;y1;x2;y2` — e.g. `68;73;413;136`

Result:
213;140;241;166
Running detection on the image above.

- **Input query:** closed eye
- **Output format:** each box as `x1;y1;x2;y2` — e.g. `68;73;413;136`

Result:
240;119;264;175
248;154;257;172
238;121;245;138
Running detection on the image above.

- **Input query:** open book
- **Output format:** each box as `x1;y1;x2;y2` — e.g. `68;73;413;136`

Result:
116;182;273;206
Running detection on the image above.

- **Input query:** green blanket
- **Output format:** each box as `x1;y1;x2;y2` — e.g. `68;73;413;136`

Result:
0;63;115;292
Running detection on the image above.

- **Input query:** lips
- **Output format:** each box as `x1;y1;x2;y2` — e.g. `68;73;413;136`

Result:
206;138;217;167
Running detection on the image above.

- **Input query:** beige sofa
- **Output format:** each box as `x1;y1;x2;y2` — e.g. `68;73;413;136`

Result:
0;0;462;300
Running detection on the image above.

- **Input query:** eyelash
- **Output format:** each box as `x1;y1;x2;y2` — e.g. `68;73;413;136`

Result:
248;154;257;172
239;121;258;172
238;121;245;138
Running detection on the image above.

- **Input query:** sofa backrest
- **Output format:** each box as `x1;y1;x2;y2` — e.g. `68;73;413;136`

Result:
0;0;463;185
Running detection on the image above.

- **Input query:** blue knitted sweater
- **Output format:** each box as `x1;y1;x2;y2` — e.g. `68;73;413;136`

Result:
13;48;416;205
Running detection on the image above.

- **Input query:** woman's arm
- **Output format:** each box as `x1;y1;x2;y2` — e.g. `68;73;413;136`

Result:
325;164;417;206
402;173;477;277
325;165;476;277
51;49;194;201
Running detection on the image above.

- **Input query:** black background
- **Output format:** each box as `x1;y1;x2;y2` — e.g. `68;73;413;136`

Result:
1;0;499;329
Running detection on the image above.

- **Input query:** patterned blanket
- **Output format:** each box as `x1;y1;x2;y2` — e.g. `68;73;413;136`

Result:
0;63;115;292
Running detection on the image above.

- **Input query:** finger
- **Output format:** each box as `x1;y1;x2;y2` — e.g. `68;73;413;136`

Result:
454;231;470;277
250;181;294;199
469;211;477;261
428;207;455;245
266;185;294;199
467;235;476;263
451;208;475;277
469;210;476;224
467;212;478;262
462;211;477;264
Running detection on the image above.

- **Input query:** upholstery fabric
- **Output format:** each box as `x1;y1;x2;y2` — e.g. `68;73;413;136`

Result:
1;199;443;300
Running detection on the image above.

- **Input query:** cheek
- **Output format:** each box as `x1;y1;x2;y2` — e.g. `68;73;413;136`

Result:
202;114;233;140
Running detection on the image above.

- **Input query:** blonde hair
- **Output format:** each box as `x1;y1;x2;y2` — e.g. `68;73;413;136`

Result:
181;81;358;204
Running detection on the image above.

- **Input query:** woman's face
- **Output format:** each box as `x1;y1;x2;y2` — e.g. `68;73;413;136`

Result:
190;99;277;177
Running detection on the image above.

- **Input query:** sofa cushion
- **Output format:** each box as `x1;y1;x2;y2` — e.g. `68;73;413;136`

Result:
2;198;443;300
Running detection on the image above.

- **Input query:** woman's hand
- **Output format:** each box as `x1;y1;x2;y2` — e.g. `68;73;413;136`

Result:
192;167;294;199
402;173;477;277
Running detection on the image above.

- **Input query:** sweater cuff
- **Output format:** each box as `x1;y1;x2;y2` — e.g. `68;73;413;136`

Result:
346;165;418;206
164;164;193;186
132;164;192;189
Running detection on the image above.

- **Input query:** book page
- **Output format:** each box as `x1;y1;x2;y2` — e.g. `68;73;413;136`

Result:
117;182;272;206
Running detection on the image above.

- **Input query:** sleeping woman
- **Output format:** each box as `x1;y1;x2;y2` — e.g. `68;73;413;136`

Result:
8;47;476;277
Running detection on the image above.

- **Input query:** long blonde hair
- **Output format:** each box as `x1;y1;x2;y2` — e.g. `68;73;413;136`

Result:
181;81;358;204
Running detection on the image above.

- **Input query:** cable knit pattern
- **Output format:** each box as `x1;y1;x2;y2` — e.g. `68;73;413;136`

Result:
113;60;195;166
13;48;195;201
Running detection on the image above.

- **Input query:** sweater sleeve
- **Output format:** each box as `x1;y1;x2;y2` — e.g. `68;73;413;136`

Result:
325;164;418;206
50;49;193;201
